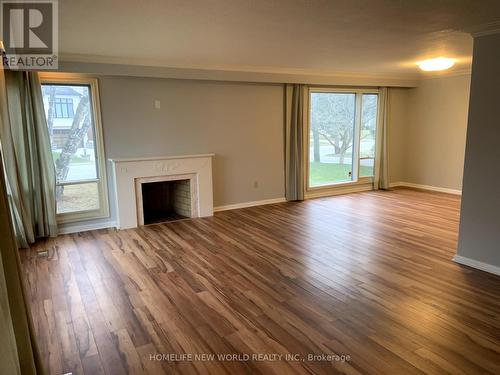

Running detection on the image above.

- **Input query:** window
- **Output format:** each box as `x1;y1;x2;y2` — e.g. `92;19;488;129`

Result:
54;98;74;118
359;94;378;177
40;76;109;222
308;88;379;189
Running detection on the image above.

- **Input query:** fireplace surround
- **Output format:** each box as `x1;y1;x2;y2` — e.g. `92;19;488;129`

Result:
109;154;214;229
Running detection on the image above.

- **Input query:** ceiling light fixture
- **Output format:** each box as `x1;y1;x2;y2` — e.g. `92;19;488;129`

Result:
417;57;456;72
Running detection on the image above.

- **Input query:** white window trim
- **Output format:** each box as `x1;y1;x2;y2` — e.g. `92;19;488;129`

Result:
304;87;381;197
40;74;110;223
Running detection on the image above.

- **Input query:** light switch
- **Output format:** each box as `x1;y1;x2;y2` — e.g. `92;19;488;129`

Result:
154;100;161;109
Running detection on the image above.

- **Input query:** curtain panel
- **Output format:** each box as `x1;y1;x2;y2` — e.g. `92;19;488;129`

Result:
0;147;42;374
284;84;307;201
0;68;57;247
375;87;390;190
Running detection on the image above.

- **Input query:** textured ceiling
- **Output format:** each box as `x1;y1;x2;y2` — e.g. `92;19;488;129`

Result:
59;0;500;78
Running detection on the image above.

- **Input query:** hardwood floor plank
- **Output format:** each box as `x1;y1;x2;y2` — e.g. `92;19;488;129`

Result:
21;188;500;374
81;354;105;375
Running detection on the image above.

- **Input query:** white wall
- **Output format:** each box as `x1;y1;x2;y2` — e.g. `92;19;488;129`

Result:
388;74;471;191
96;77;285;224
457;33;500;271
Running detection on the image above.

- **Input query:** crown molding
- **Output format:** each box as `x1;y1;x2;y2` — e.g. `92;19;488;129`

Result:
56;54;419;87
418;68;472;81
59;53;417;80
53;52;473;87
463;21;500;38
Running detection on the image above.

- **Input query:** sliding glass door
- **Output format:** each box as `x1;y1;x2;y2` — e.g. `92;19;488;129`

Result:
308;89;379;189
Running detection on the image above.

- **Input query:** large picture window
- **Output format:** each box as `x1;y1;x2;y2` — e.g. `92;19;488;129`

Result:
308;88;379;189
40;76;109;222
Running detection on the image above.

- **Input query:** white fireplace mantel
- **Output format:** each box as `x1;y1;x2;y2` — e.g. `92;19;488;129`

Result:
109;154;214;229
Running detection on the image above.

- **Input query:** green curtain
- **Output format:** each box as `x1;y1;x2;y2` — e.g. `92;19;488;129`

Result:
284;84;307;201
0;69;57;247
375;87;390;190
0;150;43;374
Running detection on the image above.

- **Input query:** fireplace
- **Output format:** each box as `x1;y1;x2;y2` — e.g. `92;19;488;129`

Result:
110;154;214;229
141;179;192;224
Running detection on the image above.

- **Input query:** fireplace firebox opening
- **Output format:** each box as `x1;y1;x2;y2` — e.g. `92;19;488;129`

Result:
141;179;191;225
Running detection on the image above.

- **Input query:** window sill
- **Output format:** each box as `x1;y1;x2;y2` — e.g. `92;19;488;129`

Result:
56;209;110;224
305;179;374;199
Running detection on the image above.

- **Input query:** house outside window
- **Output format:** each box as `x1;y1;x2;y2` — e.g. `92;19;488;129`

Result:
54;97;75;118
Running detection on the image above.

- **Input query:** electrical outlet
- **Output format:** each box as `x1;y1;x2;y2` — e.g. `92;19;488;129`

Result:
154;100;161;109
253;180;259;188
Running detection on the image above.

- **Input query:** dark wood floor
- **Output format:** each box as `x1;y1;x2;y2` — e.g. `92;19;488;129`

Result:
21;188;500;375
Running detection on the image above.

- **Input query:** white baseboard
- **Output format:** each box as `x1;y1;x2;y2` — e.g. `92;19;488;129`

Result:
214;197;286;212
389;181;462;195
58;220;117;234
453;255;500;276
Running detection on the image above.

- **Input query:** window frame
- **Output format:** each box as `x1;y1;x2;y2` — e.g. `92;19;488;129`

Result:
305;87;381;195
40;74;109;223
